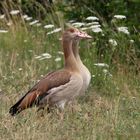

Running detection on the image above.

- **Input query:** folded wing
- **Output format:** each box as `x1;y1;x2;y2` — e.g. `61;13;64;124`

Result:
9;69;71;115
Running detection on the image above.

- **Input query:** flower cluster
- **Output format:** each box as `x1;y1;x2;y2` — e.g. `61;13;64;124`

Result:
70;16;102;33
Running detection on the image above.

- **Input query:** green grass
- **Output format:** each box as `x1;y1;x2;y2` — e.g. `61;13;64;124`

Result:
0;22;140;140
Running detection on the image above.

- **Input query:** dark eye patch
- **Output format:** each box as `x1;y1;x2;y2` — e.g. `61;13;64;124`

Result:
68;28;75;33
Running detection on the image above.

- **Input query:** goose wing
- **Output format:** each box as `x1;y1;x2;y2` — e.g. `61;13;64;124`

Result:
9;69;72;115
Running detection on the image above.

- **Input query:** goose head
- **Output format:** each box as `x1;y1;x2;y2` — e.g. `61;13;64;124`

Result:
62;28;92;41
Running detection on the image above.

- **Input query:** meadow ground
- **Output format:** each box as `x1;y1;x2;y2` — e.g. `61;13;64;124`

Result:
0;15;140;140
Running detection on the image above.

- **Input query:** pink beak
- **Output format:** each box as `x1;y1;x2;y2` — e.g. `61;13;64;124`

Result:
77;31;92;39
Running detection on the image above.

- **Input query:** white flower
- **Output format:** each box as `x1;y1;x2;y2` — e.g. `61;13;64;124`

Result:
130;40;134;43
0;14;5;19
18;68;23;71
41;53;52;58
29;20;39;25
44;24;54;29
10;10;20;15
0;30;8;33
25;17;32;21
85;22;99;26
38;57;47;60
24;40;27;43
28;50;33;52
55;57;62;62
89;25;101;29
57;51;64;55
103;69;112;77
36;23;42;27
35;55;42;59
22;15;28;19
2;76;7;80
88;22;102;33
103;69;108;74
102;33;105;36
92;28;102;33
47;28;62;35
94;63;109;67
72;22;85;27
109;39;117;46
114;15;126;19
69;20;76;23
7;21;12;26
35;53;52;60
81;27;88;31
117;27;130;35
86;16;99;21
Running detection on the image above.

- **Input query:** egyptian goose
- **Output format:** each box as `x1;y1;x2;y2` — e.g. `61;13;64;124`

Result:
72;31;92;95
9;28;91;116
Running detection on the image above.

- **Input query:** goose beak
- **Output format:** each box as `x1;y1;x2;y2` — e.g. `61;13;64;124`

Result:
84;34;92;39
77;31;92;39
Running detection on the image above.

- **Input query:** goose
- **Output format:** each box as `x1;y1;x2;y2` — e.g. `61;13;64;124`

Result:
9;28;92;116
72;30;92;96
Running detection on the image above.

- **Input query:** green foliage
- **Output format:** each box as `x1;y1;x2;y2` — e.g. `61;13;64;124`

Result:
56;0;140;28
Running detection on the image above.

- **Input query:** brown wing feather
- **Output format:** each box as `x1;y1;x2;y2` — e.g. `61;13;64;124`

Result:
9;69;71;115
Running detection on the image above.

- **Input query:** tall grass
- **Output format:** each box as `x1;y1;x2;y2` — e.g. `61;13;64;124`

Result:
0;3;140;140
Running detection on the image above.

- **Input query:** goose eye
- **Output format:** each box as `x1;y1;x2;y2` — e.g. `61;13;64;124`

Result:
69;28;75;33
